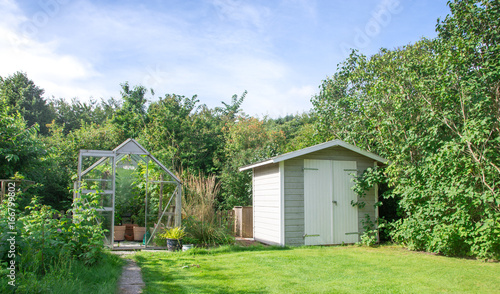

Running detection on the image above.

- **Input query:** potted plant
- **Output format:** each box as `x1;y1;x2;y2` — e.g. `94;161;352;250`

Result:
162;227;186;252
131;214;146;241
133;226;146;241
114;225;126;241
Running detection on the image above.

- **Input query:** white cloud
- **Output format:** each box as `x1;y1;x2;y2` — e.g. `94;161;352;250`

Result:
211;0;271;30
0;0;100;99
0;0;318;115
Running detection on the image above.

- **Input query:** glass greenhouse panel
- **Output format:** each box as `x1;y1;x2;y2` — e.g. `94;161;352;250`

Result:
98;210;113;247
80;157;114;191
76;139;182;250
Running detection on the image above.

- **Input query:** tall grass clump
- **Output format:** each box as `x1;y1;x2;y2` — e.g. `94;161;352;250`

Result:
181;172;234;246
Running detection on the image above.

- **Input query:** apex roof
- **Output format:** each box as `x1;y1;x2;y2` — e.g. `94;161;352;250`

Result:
239;139;388;171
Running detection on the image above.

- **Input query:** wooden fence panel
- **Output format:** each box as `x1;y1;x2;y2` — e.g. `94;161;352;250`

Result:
233;206;253;238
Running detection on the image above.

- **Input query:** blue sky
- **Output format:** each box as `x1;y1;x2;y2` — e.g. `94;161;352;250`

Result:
0;0;450;117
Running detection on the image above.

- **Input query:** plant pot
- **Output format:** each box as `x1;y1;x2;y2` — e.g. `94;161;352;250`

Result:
167;238;182;252
114;226;126;241
125;224;137;238
133;227;146;241
182;244;193;251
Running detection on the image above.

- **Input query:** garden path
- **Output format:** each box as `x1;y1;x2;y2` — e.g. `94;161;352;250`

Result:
114;253;145;294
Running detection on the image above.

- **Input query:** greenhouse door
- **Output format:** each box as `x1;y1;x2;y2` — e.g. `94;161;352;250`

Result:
304;160;358;245
77;150;116;248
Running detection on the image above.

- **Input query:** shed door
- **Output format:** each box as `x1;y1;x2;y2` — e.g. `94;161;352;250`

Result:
304;160;359;245
332;161;359;244
304;160;332;245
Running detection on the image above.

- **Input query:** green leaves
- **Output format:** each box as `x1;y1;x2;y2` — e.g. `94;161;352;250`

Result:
312;0;500;259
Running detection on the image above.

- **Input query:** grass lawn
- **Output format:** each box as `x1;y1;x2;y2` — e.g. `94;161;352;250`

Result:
132;245;500;294
0;252;124;294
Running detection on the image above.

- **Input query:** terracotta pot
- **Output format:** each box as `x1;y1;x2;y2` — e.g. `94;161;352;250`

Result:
133;227;146;241
114;226;126;241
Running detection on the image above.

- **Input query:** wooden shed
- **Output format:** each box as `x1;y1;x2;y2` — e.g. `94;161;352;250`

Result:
239;140;387;246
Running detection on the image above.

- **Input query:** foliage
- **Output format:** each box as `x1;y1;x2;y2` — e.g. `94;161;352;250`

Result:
142;93;231;174
312;0;500;259
161;227;186;240
49;97;119;134
0;192;107;269
181;171;234;246
182;216;235;246
0;71;54;134
0;189;116;292
269;113;319;153
18;192;107;267
0;104;45;181
350;167;388;246
219;116;287;209
133;245;500;293
0;252;123;294
357;214;380;247
111;82;149;139
182;172;220;222
41;121;125;210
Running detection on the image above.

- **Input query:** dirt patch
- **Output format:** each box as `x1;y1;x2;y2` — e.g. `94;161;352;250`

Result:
235;237;260;247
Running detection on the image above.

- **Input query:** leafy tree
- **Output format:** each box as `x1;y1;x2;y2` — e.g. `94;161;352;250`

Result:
218;116;287;209
0;72;54;134
41;121;125;209
49;97;119;134
0;105;44;180
143;94;211;171
267;113;319;153
311;0;500;259
215;91;246;119
112;82;148;139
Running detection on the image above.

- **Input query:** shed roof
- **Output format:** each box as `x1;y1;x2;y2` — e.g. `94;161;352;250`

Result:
239;139;388;171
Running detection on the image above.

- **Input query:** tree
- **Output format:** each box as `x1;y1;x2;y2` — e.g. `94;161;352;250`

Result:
0;72;54;135
41;121;125;209
218;116;287;209
49;97;119;134
0;105;44;179
311;0;500;259
112;82;148;139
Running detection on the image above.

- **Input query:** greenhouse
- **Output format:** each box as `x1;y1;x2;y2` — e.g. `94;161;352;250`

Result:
74;138;182;249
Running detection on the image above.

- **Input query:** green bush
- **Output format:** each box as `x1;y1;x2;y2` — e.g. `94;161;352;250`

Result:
183;216;234;247
1;193;106;266
161;227;186;240
0;191;114;292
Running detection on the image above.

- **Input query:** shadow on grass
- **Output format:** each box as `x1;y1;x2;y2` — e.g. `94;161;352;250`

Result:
183;244;291;256
135;253;267;294
133;245;290;293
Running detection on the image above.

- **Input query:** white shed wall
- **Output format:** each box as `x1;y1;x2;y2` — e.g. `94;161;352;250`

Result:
253;163;281;245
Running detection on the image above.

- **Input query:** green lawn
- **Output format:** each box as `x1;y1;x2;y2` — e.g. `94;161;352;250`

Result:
0;252;124;294
132;245;500;293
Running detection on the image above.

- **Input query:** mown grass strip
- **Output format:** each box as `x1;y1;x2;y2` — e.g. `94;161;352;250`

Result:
133;245;500;294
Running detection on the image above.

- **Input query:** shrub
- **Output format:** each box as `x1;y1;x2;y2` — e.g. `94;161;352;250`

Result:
183;216;234;246
161;227;186;240
1;192;107;269
181;172;235;246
